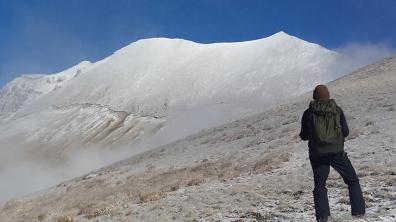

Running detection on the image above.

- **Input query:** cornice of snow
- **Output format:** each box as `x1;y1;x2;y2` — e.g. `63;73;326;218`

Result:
113;31;335;56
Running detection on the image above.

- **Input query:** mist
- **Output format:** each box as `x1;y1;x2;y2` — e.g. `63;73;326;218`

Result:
0;140;137;202
333;42;396;74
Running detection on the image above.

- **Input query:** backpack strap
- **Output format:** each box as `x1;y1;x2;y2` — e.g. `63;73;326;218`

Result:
307;107;314;140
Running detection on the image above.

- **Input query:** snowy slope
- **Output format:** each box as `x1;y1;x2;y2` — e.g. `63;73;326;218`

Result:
0;32;356;202
0;32;345;153
16;32;343;117
0;61;92;119
1;55;394;222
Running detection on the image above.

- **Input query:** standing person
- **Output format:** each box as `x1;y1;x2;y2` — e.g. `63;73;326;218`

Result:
299;85;365;222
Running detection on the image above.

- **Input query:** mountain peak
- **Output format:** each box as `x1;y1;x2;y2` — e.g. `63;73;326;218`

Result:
272;31;290;37
266;31;302;42
53;60;92;76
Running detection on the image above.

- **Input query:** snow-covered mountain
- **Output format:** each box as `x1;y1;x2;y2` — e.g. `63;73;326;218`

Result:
1;54;395;222
0;32;345;150
7;32;341;118
0;32;357;202
0;61;92;119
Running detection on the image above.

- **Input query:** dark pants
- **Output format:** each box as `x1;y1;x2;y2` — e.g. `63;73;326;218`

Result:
309;152;365;220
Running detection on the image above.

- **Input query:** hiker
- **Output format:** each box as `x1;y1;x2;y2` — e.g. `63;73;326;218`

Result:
299;85;365;222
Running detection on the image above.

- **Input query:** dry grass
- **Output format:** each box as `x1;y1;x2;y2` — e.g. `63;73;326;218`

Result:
253;152;290;173
37;213;46;221
138;191;165;203
0;147;292;222
186;177;205;186
55;215;74;222
240;211;284;222
85;206;113;219
347;128;364;140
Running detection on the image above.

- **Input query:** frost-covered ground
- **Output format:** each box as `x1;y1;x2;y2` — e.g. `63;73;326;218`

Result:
0;55;395;221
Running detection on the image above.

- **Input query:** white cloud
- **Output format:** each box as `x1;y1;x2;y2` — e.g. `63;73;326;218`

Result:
333;42;396;72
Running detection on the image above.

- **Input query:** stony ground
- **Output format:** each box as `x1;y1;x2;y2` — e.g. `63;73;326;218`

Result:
0;56;395;222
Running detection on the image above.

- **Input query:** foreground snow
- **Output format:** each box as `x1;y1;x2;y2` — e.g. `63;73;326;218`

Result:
0;56;395;221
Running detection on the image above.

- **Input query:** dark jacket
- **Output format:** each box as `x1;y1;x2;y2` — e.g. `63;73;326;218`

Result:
300;100;349;155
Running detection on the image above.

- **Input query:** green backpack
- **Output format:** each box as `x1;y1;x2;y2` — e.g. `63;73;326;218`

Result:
309;99;344;155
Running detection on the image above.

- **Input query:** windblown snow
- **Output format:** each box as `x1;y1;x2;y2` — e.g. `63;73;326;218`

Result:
0;32;379;204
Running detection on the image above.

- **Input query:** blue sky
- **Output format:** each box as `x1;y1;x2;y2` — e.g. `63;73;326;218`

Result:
0;0;395;87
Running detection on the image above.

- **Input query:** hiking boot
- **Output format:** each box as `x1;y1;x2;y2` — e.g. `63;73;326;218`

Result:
352;213;365;218
317;217;328;222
